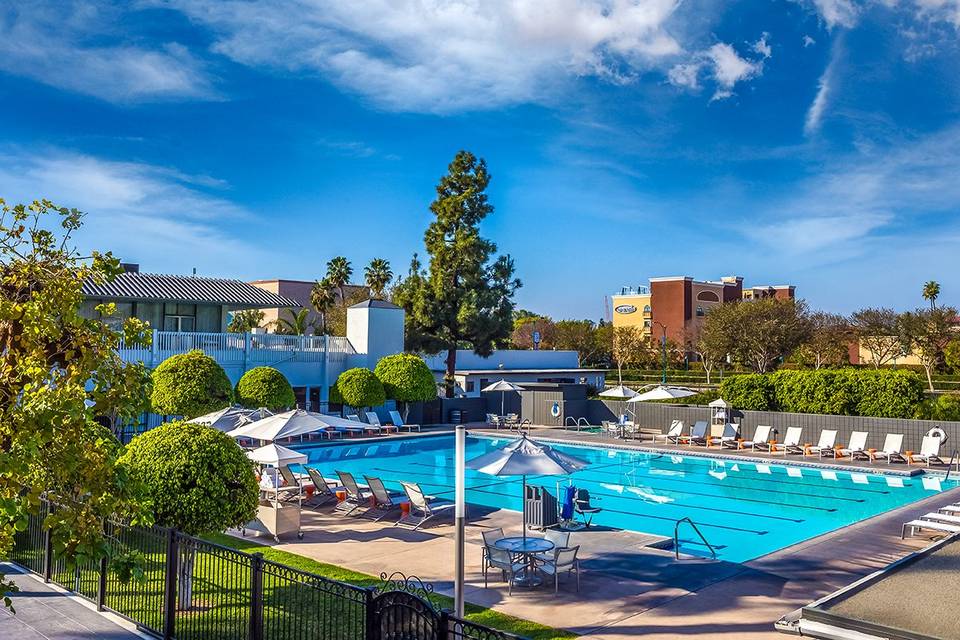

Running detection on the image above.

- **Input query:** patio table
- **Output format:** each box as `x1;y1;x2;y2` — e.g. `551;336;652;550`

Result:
494;536;555;587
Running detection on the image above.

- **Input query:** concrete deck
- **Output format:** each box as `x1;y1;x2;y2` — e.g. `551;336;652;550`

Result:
231;480;960;639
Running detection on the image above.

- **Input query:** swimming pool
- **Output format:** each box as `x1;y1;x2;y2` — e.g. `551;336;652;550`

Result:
295;434;956;563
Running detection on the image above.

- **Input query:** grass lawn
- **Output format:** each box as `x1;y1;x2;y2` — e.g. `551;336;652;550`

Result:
203;532;576;640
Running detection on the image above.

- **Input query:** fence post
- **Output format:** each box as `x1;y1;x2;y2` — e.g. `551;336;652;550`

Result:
97;554;108;610
364;587;376;640
439;609;450;640
42;522;53;583
249;552;264;640
162;528;178;640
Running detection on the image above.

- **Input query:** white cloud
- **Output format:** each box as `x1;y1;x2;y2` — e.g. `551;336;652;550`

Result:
810;0;860;28
803;34;817;47
0;1;215;102
752;33;773;58
161;0;692;112
667;62;701;89
911;0;960;28
804;41;840;135
706;42;764;100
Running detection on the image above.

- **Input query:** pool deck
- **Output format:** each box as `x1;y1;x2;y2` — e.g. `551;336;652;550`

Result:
231;462;960;640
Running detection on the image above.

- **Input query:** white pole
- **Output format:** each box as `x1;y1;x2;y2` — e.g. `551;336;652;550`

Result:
454;424;466;617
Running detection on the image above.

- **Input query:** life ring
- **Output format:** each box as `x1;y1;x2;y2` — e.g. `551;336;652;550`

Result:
550;402;561;418
927;427;948;444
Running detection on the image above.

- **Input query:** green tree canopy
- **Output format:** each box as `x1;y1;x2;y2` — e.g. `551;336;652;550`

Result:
702;298;812;373
333;367;386;409
374;353;437;415
234;367;296;411
364;258;393;300
151;350;232;418
227;309;264;333
393;151;521;396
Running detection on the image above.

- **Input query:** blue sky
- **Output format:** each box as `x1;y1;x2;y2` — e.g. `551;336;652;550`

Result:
2;1;960;319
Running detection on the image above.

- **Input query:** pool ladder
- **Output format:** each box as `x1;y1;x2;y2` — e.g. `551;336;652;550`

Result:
564;417;591;432
674;517;717;560
945;448;960;481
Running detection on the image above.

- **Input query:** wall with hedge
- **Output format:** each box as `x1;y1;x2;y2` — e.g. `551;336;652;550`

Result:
719;368;926;419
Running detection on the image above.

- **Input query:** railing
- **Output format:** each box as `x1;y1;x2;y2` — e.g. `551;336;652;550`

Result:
564;417;592;432
673;517;717;560
945;448;960;481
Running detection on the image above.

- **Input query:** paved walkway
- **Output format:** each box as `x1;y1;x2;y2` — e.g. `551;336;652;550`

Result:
0;565;141;640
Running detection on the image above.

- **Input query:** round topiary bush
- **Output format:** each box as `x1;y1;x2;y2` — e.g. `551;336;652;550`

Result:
374;353;437;404
150;350;232;419
333;367;386;409
234;366;295;411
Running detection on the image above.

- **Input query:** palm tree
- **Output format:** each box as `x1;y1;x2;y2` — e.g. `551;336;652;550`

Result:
923;281;941;309
326;256;353;306
364;258;393;300
310;278;337;335
273;308;313;335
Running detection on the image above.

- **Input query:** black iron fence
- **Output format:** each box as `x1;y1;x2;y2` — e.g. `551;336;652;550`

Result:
9;502;523;640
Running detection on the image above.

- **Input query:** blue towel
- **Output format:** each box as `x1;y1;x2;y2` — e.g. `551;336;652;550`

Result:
560;485;577;520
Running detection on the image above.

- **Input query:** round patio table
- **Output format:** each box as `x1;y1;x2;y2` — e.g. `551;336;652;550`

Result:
494;537;555;587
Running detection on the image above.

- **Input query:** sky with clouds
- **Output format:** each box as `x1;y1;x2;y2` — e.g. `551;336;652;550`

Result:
2;0;959;319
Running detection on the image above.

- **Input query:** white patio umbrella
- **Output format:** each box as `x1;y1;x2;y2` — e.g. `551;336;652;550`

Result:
627;385;698;402
226;409;359;441
481;379;524;416
188;406;270;432
246;443;308;467
467;434;589;544
598;385;638;400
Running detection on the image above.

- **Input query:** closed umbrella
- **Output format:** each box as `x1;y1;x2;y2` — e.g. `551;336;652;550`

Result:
481;379;524;416
467;434;589;545
598;385;638;400
226;409;361;441
627;385;697;402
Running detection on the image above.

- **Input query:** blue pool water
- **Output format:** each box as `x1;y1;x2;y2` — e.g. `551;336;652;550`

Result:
294;435;956;562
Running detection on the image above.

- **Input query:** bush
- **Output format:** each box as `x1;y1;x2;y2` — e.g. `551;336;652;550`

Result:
374;354;437;403
234;367;295;411
333;368;385;409
720;374;775;411
856;369;925;419
928;393;960;421
151;350;232;419
771;369;859;416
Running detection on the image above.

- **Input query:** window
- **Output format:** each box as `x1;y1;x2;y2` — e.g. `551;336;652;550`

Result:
643;305;651;313
164;303;196;332
696;306;705;316
643;319;651;328
696;291;720;302
466;380;475;393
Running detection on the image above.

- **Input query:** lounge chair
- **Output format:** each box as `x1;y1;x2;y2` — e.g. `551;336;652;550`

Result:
919;512;960;526
728;424;771;451
826;431;869;460
679;421;708;446
806;430;838;457
911;436;947;466
363;475;402;521
395;481;455;530
366;412;398;435
770;427;803;455
574;488;602;527
334;470;372;516
305;467;341;507
939;504;960;516
707;423;739;448
653;420;685;444
871;434;906;464
537;545;581;594
902;519;960;539
389;410;421;432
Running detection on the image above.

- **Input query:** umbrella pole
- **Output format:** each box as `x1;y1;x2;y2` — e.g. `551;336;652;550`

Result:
501;391;505;417
522;474;527;545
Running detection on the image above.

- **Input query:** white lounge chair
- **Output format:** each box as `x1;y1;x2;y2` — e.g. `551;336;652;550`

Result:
728;424;771;451
902;519;960;539
389;410;421;432
808;430;838;458
825;431;869;460
707;423;739;448
395;481;455;530
919;512;960;525
911;436;947;466
365;412;398;435
872;434;906;464
770;427;803;455
653;420;684;444
680;421;708;446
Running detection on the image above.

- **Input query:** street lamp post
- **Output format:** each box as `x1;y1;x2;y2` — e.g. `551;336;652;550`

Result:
454;425;466;617
654;321;668;385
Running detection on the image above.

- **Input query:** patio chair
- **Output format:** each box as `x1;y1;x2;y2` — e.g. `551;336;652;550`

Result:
389;410;421;432
395;481;455;530
533;530;571;562
911;436;947;466
486;413;503;429
277;466;309;502
481;527;506;574
872;434;906;464
770;427;803;455
334;470;372;516
826;431;869;460
806;430;838;457
653;420;685;444
707;423;739;448
729;424;771;451
504;413;520;429
537;545;581;594
679;421;708;446
305;467;341;507
363;475;403;521
366;412;398;435
483;545;526;595
574;489;602;528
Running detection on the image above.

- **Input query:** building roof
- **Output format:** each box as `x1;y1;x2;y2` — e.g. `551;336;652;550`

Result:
349;299;401;310
446;368;607;375
82;272;299;308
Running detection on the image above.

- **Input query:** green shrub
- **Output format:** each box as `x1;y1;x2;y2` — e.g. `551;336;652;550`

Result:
928;393;960;421
333;367;386;409
234;367;295;411
374;354;437;403
856;369;925;419
150;350;232;419
720;374;774;411
771;369;859;415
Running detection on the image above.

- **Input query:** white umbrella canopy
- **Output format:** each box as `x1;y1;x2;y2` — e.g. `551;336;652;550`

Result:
708;398;731;408
226;409;348;441
627;385;698;402
481;379;524;416
246;443;308;467
598;385;638;400
188;406;266;432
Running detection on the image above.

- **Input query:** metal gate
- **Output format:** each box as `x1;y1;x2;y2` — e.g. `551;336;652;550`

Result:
370;573;443;640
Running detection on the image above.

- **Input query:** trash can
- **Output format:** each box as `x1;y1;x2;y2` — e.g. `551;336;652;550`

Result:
524;485;559;530
449;409;463;424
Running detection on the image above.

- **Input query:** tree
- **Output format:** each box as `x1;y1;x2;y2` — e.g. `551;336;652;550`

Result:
374;353;437;420
923;280;941;310
0;198;153;604
850;308;903;368
227;309;264;333
234;367;296;410
611;326;645;385
554;320;607;366
333;367;386;410
364;258;393;300
119;422;258;609
326;256;353;306
899;307;958;392
393;151;521;397
945;339;960;374
325;286;368;337
794;312;852;369
273;307;313;335
310;278;337;336
702;299;811;373
511;315;556;350
681;323;727;384
151;350;232;419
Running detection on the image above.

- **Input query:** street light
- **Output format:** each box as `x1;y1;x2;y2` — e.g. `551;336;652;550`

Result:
653;321;668;385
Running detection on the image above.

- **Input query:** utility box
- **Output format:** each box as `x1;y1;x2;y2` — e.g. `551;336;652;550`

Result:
524;485;558;530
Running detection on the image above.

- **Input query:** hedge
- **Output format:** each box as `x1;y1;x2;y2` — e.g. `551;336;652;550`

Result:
332;367;386;409
151;350;232;419
374;353;437;403
719;368;926;418
234;367;296;411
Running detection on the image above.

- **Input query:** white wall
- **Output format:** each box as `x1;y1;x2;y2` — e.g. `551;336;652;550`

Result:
422;349;580;371
346;304;405;369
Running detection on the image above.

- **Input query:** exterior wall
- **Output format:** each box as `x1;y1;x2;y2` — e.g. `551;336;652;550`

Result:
611;293;652;337
249;279;368;332
689;281;724;337
346;304;405;369
649;278;691;344
81;299;227;332
857;339;924;366
453;370;605;397
421;349;581;371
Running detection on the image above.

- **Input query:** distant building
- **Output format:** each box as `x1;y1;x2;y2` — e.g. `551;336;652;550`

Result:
611;275;796;344
248;278;368;332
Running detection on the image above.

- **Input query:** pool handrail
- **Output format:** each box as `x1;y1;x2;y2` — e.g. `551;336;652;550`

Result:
674;517;717;560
